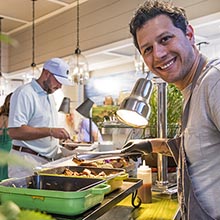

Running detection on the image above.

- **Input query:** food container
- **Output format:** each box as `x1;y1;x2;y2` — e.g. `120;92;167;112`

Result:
37;166;128;193
71;156;136;177
0;175;110;216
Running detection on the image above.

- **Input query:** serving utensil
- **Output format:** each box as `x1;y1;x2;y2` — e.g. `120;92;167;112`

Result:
75;150;141;160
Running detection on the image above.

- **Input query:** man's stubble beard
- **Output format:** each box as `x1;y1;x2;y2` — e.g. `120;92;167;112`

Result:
42;78;53;94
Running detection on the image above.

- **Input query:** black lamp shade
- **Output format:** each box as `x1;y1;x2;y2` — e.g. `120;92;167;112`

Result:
76;98;94;118
58;97;71;114
76;98;94;143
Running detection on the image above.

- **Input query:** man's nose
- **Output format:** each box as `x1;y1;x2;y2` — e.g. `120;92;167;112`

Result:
153;44;167;59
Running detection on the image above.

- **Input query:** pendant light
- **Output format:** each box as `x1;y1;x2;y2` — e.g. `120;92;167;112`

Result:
0;17;7;96
69;0;89;85
25;0;40;81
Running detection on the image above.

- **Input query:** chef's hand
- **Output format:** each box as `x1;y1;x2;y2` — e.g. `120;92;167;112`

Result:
121;139;153;154
49;128;70;140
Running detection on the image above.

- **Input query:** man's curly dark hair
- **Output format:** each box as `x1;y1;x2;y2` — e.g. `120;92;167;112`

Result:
130;0;188;51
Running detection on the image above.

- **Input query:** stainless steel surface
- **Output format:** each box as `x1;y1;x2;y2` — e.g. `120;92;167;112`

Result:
76;150;141;160
154;78;173;192
117;77;153;128
101;127;114;135
173;207;181;220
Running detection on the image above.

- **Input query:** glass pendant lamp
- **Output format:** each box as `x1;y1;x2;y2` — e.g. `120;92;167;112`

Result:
69;0;89;85
24;0;40;82
0;17;8;96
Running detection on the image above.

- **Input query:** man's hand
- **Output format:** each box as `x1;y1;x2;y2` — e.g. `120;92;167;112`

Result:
50;128;70;140
121;139;152;154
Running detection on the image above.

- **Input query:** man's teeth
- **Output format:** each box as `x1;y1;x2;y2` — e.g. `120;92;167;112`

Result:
161;60;174;69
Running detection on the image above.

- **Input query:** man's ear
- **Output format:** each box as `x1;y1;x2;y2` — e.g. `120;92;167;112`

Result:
186;24;195;44
43;69;51;78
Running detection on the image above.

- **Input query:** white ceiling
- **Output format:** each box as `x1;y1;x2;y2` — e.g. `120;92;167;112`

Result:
1;0;79;35
1;0;220;77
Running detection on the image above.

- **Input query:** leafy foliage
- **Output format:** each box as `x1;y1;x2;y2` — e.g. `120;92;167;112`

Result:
92;105;118;127
0;34;14;45
18;210;55;220
0;201;55;220
92;84;183;138
148;83;183;137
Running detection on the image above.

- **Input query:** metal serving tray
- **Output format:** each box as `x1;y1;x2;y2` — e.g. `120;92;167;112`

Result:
0;175;110;216
37;166;128;193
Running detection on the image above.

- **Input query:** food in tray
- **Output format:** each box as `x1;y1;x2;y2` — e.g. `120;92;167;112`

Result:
37;166;129;194
62;140;91;146
72;156;133;169
63;167;110;178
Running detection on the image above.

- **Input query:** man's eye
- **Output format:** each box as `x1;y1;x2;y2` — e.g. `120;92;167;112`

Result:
143;46;152;55
161;36;172;43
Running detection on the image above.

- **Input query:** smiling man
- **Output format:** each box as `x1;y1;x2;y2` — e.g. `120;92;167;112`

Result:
8;58;72;178
122;1;220;219
136;14;196;89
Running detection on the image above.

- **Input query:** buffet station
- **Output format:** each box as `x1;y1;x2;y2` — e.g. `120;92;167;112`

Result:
0;76;179;219
0;145;142;220
0;142;178;220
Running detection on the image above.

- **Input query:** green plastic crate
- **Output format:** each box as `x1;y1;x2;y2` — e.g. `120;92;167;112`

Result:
0;175;110;216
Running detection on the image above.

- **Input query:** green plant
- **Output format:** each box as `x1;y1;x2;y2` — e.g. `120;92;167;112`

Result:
0;34;14;45
91;83;183;138
0;201;55;220
92;105;118;127
148;84;183;138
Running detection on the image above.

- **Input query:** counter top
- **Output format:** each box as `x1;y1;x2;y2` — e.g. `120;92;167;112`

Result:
44;156;179;220
97;191;179;220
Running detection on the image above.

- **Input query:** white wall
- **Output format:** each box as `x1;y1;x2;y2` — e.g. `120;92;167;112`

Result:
199;38;220;59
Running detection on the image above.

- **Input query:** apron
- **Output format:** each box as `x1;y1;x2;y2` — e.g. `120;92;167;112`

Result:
169;55;220;220
0;118;12;181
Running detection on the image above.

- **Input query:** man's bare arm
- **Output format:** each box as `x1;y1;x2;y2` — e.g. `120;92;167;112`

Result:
8;125;70;140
